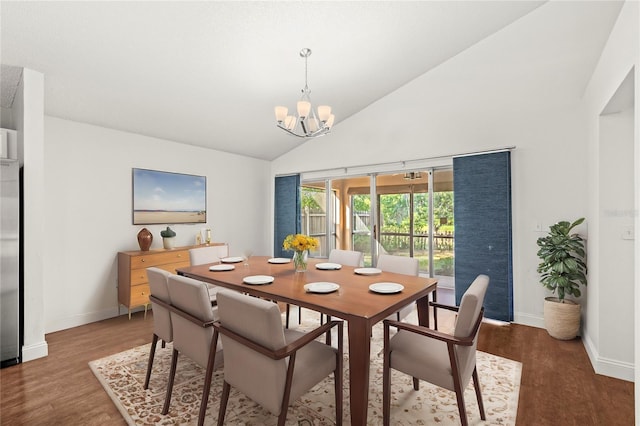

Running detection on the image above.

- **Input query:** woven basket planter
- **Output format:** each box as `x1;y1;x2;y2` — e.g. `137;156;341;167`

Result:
544;297;581;340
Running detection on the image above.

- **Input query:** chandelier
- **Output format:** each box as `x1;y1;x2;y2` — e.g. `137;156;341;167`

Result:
274;48;335;138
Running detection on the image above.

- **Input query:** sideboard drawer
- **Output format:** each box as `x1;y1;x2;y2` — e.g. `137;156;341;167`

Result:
130;250;189;269
130;284;150;307
130;270;148;286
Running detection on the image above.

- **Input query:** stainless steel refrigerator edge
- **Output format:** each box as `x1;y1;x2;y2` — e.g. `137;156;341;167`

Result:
1;158;20;366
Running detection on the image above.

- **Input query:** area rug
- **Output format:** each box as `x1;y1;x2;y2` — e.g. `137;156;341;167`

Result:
90;309;521;425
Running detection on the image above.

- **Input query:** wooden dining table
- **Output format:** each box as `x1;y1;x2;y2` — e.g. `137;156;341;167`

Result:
177;256;437;425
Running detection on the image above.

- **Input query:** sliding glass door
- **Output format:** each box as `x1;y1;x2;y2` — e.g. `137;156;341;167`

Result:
301;168;454;285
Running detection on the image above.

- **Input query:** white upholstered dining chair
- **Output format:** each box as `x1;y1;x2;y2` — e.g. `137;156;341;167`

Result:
376;254;421;322
188;244;229;304
143;267;173;390
214;289;344;426
188;244;229;265
382;274;489;426
328;248;364;267
161;274;224;426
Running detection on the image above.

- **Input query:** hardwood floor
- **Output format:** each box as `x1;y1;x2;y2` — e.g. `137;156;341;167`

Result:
0;309;634;425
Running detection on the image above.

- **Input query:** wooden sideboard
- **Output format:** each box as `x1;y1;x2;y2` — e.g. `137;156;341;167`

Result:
117;243;226;318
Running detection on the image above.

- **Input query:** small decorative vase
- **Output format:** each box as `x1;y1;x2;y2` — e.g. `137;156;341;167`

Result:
293;250;308;272
137;228;153;251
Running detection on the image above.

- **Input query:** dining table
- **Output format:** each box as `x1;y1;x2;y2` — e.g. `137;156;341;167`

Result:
177;255;438;425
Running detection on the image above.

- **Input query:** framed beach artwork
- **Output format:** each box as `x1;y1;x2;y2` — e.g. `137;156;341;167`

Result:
132;168;207;225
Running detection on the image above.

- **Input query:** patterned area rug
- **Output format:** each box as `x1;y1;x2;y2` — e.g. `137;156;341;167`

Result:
89;309;521;425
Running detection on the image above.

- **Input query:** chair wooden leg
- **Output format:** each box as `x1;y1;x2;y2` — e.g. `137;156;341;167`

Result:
382;322;391;426
144;334;158;390
217;381;231;426
455;388;468;426
412;377;419;390
298;306;302;324
334;323;344;426
447;343;468;426
325;315;332;346
472;366;486;420
432;288;438;331
285;304;290;328
162;348;179;415
198;331;220;426
277;352;296;426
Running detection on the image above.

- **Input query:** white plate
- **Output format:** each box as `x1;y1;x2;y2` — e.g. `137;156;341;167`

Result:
354;267;382;276
243;275;275;285
268;258;291;264
221;256;244;263
369;282;404;294
209;264;235;271
315;262;342;270
304;282;340;293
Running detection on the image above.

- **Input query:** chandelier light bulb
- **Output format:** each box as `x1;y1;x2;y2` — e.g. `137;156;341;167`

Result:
275;106;288;123
317;105;331;122
325;114;335;129
284;115;296;130
309;117;319;132
297;100;311;118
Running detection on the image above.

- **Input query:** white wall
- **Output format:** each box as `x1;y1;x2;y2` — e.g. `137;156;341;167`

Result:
583;1;638;383
273;0;591;330
43;117;271;333
1;107;15;129
597;108;634;366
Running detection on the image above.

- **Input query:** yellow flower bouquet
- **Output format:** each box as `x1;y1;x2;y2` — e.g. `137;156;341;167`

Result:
283;234;319;272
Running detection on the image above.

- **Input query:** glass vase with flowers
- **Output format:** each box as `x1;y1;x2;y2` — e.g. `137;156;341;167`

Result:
282;234;319;272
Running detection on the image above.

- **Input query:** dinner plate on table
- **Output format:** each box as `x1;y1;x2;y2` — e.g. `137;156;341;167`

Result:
304;282;340;293
221;256;244;263
268;258;291;264
354;267;382;276
209;264;235;271
315;262;342;270
369;282;404;294
243;275;275;285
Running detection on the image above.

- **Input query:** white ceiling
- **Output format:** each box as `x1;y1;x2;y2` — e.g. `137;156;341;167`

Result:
0;1;622;160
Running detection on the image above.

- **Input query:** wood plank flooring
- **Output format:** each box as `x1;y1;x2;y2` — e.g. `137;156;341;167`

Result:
0;310;634;425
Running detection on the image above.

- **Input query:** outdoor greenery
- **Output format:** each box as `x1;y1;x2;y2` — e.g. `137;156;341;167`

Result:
302;186;455;276
302;187;325;212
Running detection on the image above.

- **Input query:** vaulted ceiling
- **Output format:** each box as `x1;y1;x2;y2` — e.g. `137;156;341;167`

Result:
0;1;623;160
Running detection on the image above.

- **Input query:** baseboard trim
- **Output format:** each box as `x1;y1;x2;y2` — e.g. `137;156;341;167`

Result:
45;307;121;334
583;332;634;382
22;340;48;362
513;312;544;329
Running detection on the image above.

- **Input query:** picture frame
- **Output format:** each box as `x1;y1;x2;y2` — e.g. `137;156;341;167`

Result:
132;168;207;225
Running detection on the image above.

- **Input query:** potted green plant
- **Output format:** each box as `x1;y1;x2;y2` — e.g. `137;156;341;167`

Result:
536;218;587;340
160;226;176;249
